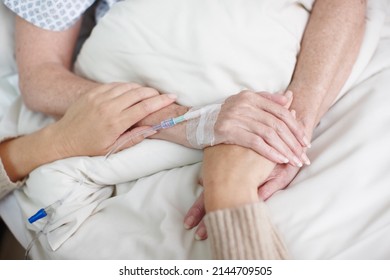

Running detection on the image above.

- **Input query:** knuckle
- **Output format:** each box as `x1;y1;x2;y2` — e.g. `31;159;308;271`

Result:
111;83;138;94
112;82;131;93
142;87;159;97
278;108;291;119
85;91;97;103
139;99;154;113
214;122;225;135
263;127;277;141
122;83;136;90
258;91;269;97
215;122;230;138
292;143;303;155
273;120;287;134
128;82;142;89
239;90;253;98
117;83;138;93
108;82;122;88
240;90;254;101
228;93;253;109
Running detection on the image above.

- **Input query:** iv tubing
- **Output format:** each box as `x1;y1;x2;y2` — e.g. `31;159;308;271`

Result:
104;107;207;159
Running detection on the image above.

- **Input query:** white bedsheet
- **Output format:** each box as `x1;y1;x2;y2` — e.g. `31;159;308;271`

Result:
1;0;390;259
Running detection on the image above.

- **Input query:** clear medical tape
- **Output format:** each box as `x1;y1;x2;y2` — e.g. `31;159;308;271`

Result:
186;103;222;148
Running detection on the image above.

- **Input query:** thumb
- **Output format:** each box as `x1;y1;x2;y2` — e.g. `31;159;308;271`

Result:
258;91;288;106
258;90;294;109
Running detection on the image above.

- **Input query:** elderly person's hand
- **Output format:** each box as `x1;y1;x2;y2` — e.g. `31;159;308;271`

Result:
208;90;310;166
51;83;176;158
137;89;310;166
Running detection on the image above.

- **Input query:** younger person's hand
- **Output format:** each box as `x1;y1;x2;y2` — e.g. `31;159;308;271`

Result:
52;83;176;158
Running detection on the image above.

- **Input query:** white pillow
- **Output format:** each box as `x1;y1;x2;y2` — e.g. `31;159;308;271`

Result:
75;0;312;107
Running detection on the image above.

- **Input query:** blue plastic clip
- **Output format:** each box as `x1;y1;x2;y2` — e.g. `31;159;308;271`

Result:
28;208;48;224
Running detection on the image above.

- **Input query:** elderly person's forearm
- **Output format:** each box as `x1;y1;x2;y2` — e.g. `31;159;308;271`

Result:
288;0;366;135
15;16;100;117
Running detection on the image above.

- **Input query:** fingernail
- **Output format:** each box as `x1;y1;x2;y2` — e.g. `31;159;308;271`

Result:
195;227;206;241
260;189;271;200
303;136;311;148
184;216;194;230
292;156;303;167
301;153;311;165
167;93;177;99
291;109;297;119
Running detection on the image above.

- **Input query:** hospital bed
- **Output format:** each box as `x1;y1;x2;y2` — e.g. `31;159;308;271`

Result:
1;0;390;259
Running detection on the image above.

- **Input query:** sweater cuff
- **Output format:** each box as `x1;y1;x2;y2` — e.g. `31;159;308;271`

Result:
205;202;289;260
0;137;25;200
0;158;21;199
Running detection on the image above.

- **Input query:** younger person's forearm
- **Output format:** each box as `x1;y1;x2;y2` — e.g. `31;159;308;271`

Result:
0;124;65;182
203;144;275;212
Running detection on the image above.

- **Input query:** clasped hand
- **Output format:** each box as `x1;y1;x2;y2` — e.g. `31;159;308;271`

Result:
204;90;310;166
51;83;176;158
184;89;310;240
51;84;307;241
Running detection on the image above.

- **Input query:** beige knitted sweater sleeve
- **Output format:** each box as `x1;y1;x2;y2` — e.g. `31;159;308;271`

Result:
205;202;289;260
0;161;22;199
0;137;24;200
